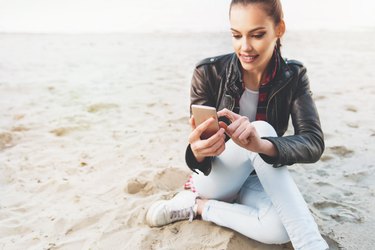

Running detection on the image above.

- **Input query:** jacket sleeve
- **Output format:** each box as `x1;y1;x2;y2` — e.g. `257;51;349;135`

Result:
260;66;325;167
185;65;216;175
190;65;217;108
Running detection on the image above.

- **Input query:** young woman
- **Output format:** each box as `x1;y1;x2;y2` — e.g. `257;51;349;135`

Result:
147;0;329;249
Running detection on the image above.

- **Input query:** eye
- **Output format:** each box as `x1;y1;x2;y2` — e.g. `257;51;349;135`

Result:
231;33;242;39
252;33;266;39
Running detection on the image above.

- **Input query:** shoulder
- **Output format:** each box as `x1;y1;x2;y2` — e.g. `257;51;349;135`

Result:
283;58;307;77
195;53;234;69
284;58;304;67
282;58;310;95
284;58;305;72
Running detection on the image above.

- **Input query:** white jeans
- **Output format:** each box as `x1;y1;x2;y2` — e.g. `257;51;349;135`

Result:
192;121;328;250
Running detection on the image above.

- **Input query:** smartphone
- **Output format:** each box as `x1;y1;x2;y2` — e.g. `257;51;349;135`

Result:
191;104;219;139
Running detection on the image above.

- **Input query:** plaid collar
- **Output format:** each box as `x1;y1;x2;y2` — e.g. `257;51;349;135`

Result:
242;48;279;88
262;49;279;86
224;48;283;114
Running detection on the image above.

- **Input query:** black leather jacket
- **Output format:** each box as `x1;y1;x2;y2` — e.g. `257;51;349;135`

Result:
185;52;324;175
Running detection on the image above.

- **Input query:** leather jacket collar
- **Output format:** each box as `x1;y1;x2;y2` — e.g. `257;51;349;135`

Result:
224;50;294;101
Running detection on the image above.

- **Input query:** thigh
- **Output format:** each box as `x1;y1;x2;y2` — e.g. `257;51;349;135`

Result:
192;140;254;201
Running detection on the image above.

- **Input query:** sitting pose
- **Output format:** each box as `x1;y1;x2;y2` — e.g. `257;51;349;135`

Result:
147;0;329;249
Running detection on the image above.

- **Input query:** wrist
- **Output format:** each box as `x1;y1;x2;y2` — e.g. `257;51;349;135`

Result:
191;148;205;163
194;154;205;163
259;139;277;157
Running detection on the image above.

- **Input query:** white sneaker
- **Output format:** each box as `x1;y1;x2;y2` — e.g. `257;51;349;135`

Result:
146;190;198;227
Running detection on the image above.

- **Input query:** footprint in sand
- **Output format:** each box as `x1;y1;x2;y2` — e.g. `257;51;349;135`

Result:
346;122;359;128
343;169;374;185
50;127;81;137
11;126;29;132
125;167;190;195
87;103;119;113
320;154;334;162
313;181;354;198
313;200;363;223
345;105;358;113
314;169;329;177
329;146;354;157
13;114;25;120
313;95;326;101
146;102;157;108
0;130;13;150
321;146;354;161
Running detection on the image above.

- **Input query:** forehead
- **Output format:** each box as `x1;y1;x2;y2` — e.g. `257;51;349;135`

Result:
230;4;275;31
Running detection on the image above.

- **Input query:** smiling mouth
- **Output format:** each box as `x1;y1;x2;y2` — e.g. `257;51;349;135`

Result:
240;54;259;63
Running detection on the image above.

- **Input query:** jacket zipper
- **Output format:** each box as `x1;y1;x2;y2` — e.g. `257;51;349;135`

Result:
225;94;235;111
266;77;293;121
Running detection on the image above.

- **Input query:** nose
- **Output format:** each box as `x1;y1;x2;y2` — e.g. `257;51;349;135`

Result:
241;37;253;51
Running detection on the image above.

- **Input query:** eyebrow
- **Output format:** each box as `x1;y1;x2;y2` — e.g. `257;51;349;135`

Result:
230;27;266;33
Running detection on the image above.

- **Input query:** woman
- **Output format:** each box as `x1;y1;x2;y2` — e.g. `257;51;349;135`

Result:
147;0;329;249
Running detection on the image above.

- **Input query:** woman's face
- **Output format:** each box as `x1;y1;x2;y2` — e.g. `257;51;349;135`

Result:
230;3;284;74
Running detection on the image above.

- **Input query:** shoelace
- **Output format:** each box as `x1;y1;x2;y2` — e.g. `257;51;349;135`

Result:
170;207;195;222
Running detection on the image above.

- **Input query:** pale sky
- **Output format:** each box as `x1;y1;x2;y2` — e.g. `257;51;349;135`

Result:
0;0;374;33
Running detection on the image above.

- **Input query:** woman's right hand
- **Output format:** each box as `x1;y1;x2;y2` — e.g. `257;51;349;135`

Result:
188;116;226;163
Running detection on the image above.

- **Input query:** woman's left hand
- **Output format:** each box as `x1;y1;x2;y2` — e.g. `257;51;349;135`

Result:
217;108;277;156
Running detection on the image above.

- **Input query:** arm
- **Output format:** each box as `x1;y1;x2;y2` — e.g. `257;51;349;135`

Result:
260;67;325;167
190;66;216;108
185;66;222;175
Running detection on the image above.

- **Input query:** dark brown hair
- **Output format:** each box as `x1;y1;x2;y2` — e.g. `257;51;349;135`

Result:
230;0;284;50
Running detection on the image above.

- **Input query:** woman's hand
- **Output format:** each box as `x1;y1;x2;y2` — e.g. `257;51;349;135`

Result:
188;116;226;163
217;109;277;157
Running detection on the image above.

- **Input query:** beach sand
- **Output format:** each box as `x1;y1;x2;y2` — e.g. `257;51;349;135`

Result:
0;30;374;249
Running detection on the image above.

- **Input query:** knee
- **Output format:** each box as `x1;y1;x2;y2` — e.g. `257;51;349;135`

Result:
252;121;277;138
258;208;290;245
262;224;290;245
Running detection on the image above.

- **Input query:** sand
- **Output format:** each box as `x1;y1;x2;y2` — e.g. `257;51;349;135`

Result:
0;30;374;249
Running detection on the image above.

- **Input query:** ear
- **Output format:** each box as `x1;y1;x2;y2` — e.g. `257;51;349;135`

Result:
276;19;286;38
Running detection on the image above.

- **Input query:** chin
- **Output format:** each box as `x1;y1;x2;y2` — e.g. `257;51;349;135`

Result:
239;61;257;72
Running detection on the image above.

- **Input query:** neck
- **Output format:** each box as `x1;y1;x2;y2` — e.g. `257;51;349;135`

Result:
242;69;266;91
241;48;278;91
